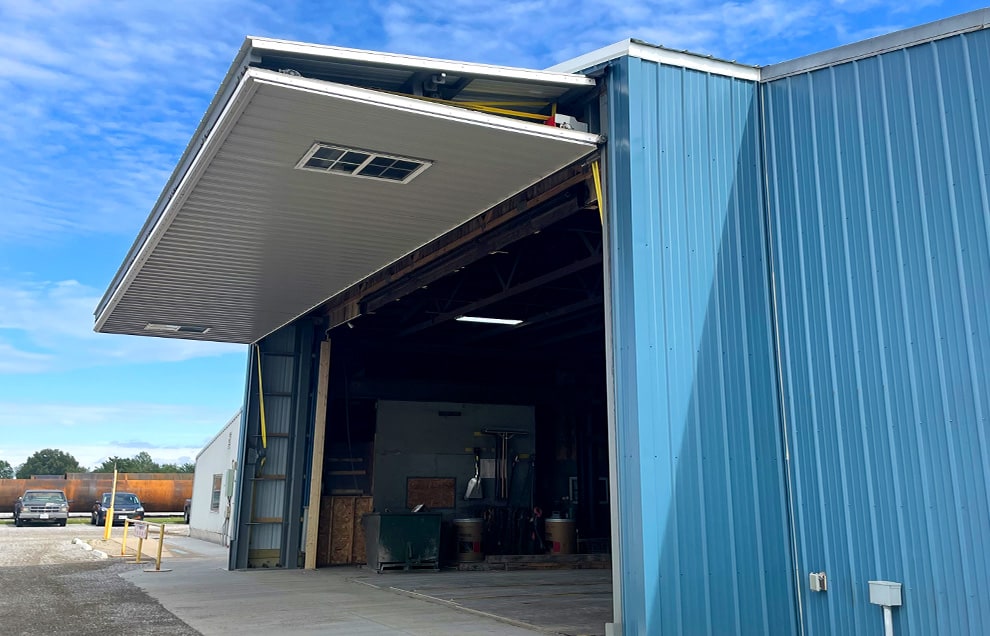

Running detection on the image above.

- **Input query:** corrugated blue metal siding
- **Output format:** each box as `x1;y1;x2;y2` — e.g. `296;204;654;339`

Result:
764;29;990;635
607;56;796;635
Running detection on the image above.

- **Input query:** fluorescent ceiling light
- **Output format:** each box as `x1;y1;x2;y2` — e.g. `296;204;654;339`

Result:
455;316;523;326
144;323;211;334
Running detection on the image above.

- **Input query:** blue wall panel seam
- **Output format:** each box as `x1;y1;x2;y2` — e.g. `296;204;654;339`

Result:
810;69;863;634
958;41;990;621
931;41;980;630
904;47;960;631
786;77;837;636
879;51;941;633
852;59;911;589
717;78;743;636
761;80;806;635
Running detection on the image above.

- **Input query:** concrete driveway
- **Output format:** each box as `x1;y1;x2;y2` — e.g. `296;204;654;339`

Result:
0;523;609;635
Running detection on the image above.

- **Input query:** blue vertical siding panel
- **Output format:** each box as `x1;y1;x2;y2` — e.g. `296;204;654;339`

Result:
607;56;796;635
652;60;686;633
606;55;652;634
764;28;990;636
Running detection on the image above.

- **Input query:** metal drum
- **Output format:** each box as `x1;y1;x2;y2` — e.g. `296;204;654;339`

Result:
454;518;484;562
545;517;576;554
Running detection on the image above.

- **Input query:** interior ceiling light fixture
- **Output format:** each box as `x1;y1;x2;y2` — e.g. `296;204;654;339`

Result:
455;316;523;326
144;323;212;334
296;142;432;183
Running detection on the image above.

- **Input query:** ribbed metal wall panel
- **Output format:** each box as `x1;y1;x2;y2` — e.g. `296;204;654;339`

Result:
607;56;796;635
764;29;990;635
231;321;317;568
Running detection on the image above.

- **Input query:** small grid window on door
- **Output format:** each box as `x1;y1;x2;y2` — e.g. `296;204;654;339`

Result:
295;142;431;183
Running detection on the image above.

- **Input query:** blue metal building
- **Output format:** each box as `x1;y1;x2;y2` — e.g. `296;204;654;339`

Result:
98;9;990;635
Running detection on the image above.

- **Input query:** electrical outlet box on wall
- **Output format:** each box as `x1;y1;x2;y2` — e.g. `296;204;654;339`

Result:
809;572;827;592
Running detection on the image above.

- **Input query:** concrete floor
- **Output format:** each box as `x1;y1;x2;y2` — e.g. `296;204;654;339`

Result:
351;569;611;636
121;535;613;635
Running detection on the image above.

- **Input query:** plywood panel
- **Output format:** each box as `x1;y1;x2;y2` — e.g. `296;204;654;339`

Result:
320;496;373;565
329;497;356;564
406;477;455;509
316;495;334;566
352;497;374;564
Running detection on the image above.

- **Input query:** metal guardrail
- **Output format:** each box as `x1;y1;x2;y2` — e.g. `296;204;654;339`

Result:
120;519;172;573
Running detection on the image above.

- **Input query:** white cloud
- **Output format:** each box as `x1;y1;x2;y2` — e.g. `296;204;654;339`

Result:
0;442;207;471
0;342;53;374
369;0;960;68
0;278;244;373
0;0;340;243
0;0;965;244
0;401;231;468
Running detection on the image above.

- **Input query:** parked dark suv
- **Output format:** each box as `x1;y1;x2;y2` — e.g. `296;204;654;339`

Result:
13;490;70;527
91;492;145;526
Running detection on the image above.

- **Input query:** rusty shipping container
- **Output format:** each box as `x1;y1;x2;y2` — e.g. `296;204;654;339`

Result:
0;473;192;513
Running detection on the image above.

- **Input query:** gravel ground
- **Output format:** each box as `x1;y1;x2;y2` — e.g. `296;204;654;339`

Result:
0;525;199;635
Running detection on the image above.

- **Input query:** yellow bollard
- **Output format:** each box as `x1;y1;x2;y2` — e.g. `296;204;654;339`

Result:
103;467;118;541
154;523;165;570
143;522;172;573
128;519;148;564
120;519;130;557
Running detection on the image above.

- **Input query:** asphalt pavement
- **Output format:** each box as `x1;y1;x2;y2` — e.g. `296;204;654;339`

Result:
0;524;197;635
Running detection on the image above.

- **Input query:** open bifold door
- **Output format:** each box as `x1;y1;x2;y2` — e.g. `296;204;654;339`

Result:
95;60;600;344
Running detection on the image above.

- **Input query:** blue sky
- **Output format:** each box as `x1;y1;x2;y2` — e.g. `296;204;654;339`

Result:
0;0;982;470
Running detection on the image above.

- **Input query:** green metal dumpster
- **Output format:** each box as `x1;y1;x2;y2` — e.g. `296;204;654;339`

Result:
363;512;441;572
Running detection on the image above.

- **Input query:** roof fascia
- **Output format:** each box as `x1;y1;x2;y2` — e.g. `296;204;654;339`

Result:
761;8;990;81
548;39;760;81
95;40;597;327
195;409;243;461
94;67;601;333
247;37;596;88
94;68;262;333
95;38;258;321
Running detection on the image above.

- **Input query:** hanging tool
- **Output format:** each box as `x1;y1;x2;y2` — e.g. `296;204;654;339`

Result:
482;429;528;500
464;448;483;500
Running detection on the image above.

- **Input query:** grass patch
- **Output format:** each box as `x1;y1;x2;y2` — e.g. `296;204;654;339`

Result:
143;516;186;525
0;516;188;526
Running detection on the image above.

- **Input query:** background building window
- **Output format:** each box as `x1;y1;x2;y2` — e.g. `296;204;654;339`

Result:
211;474;222;511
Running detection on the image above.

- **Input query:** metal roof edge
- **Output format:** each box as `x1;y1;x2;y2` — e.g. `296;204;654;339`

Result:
547;38;760;81
200;69;602;344
195;409;243;461
95;38;598;329
761;8;990;82
94;69;263;333
249;68;602;145
544;40;634;73
246;36;596;86
95;67;601;337
94;37;258;324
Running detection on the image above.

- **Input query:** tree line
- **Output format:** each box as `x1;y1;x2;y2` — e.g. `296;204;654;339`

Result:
0;449;194;479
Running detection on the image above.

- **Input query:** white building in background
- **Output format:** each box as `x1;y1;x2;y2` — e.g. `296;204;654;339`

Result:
190;410;241;545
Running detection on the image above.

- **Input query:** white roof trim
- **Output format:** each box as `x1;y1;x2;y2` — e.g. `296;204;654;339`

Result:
548;39;760;81
254;69;600;145
761;8;990;81
94;69;261;334
249;37;597;87
196;410;243;461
